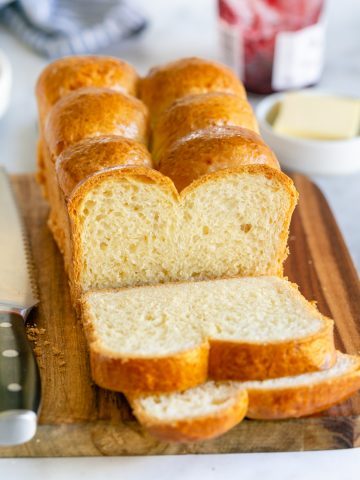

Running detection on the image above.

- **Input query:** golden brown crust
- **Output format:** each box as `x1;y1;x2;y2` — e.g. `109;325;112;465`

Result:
173;139;282;191
159;126;280;192
208;320;336;381
47;213;66;257
36;55;138;126
140;57;246;123
56;135;153;198
45;87;149;157
247;358;360;419
152;93;259;163
36;137;48;197
131;388;248;442
89;343;209;395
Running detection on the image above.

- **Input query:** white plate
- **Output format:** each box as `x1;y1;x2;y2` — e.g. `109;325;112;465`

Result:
256;91;360;175
0;50;12;119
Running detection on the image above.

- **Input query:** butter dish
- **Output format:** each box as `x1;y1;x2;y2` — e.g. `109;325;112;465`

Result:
256;91;360;175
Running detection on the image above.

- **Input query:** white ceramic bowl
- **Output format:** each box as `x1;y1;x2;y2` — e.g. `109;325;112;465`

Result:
256;91;360;175
0;50;12;119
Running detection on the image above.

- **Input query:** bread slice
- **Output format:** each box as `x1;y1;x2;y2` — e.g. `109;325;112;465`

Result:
81;276;335;394
67;164;297;303
130;381;248;442
130;353;360;442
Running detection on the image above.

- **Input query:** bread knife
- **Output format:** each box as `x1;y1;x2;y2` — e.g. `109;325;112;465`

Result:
0;167;41;446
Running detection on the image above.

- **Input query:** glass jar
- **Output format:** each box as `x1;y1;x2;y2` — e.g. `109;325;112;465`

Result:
218;0;326;94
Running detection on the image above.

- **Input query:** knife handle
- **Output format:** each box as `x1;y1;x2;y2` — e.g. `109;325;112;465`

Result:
0;311;41;445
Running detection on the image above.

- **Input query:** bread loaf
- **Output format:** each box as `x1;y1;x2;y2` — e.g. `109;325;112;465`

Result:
158;126;280;191
81;276;335;394
152;92;259;164
34;55;360;443
67;165;297;302
140;57;247;124
131;353;360;441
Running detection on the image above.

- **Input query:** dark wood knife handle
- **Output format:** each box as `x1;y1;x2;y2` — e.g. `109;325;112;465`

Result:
0;311;41;413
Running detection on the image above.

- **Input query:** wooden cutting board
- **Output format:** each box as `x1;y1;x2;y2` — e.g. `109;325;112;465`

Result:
1;173;359;457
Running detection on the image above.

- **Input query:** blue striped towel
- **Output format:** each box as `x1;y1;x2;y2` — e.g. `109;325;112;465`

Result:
0;0;147;58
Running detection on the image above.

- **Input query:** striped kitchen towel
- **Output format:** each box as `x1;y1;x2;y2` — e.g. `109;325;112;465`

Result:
0;0;147;58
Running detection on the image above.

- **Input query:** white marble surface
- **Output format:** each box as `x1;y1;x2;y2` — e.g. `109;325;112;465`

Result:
0;0;359;477
2;450;360;480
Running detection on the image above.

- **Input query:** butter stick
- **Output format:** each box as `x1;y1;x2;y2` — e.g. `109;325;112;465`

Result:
273;92;360;140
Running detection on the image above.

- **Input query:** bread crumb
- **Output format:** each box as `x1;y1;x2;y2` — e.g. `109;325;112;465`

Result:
44;340;51;346
27;327;39;341
39;328;46;335
33;346;42;357
52;347;62;355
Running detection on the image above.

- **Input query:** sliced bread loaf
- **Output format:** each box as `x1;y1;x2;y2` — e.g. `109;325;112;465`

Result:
67;165;297;301
130;381;248;442
81;276;335;394
130;353;360;442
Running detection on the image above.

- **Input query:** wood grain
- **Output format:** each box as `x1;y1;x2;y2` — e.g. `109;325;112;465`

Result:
1;173;359;457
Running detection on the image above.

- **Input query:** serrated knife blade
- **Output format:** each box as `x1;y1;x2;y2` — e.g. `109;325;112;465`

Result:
0;168;38;313
0;167;41;446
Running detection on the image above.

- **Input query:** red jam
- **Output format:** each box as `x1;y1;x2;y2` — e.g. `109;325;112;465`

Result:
218;0;325;94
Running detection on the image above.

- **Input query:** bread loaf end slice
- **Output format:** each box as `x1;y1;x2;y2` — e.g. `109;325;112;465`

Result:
130;381;248;443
